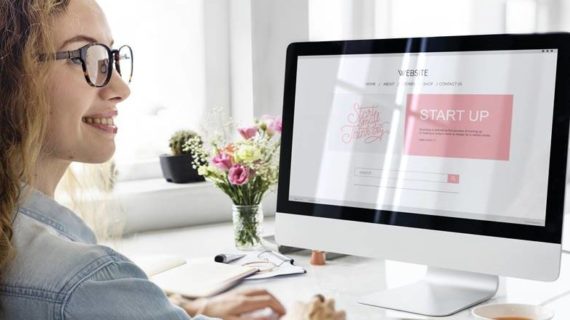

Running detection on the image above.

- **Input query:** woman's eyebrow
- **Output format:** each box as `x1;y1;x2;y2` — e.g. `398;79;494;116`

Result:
58;35;99;50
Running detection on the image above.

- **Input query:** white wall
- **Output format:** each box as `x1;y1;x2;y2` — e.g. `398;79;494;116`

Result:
203;0;231;125
113;180;277;235
537;0;570;32
230;0;309;123
229;0;255;126
251;0;309;118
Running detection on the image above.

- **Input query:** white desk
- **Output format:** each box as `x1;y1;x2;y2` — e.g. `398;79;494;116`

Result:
111;218;570;319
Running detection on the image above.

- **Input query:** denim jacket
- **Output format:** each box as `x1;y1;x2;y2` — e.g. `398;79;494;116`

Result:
0;189;213;320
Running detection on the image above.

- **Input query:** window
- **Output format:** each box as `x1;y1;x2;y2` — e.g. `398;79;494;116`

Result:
97;0;566;182
98;0;229;180
308;0;546;41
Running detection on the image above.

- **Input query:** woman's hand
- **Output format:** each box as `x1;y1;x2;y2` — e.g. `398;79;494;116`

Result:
171;288;286;320
282;294;346;320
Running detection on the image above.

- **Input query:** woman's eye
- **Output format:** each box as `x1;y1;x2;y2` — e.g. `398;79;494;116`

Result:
70;58;82;65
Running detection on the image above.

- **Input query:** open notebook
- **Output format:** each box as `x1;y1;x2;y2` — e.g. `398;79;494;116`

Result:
130;255;258;298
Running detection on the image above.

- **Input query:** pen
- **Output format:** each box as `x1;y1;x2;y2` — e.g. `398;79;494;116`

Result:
214;253;245;263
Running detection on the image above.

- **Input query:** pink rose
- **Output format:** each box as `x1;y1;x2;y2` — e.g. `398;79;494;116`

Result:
238;126;258;140
228;164;250;186
269;117;282;134
211;152;233;171
260;115;282;135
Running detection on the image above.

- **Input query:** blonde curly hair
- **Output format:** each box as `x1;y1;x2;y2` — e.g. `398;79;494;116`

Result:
0;0;70;273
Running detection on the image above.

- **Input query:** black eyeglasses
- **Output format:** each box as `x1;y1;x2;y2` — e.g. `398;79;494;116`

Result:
45;43;133;88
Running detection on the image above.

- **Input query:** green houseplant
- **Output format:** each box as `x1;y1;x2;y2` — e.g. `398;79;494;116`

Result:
159;130;205;183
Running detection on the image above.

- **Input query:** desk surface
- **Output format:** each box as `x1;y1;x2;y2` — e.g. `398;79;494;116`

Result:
111;218;570;320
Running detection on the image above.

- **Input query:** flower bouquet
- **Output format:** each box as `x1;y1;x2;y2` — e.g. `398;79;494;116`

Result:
185;115;281;249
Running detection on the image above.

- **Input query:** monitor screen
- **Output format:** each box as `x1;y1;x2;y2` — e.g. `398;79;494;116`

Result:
278;34;570;245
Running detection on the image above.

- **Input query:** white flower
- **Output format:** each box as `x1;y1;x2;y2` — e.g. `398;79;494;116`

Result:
235;145;262;163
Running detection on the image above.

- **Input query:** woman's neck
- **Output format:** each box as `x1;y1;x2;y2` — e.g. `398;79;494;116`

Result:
32;156;70;198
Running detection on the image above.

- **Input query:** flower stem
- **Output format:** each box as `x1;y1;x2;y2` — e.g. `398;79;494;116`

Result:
233;205;262;249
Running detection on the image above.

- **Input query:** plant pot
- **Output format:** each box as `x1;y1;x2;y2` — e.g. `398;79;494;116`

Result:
159;154;205;183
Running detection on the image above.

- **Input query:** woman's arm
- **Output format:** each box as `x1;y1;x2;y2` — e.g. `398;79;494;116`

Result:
170;288;286;319
62;259;210;320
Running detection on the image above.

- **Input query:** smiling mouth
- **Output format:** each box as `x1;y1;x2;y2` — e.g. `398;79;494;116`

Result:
82;116;118;134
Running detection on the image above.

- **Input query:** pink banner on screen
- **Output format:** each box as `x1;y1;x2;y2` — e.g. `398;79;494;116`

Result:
404;94;513;160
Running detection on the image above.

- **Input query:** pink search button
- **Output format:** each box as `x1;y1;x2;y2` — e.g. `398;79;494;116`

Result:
447;174;460;184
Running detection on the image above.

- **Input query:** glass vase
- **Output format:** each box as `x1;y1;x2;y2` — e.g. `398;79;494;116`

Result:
232;204;264;250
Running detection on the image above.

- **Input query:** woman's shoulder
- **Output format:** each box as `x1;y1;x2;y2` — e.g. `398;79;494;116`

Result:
0;210;191;320
2;207;140;298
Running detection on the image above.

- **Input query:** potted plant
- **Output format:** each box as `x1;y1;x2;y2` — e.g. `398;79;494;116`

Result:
159;130;205;183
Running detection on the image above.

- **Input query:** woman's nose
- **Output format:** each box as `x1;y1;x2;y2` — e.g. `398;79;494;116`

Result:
102;69;131;102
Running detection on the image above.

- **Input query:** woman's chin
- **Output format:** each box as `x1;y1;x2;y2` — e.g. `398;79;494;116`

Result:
80;144;116;164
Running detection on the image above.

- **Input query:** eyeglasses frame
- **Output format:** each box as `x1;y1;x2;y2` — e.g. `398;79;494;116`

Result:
49;43;133;88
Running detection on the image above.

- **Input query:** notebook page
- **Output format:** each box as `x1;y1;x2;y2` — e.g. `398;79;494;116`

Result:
151;261;258;298
130;255;187;277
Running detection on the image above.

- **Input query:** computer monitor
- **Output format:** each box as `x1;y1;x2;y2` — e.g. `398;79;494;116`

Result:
275;33;570;316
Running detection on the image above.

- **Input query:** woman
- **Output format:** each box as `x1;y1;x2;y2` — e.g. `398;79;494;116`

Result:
0;0;286;319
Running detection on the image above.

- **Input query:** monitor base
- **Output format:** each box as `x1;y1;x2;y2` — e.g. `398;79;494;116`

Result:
359;267;499;316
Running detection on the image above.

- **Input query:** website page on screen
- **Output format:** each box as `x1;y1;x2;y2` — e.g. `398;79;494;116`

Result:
289;49;558;226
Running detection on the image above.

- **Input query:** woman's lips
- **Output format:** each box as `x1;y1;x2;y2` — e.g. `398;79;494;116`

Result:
82;116;118;134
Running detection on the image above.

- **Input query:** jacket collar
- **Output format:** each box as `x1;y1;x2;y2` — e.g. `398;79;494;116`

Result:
17;187;97;244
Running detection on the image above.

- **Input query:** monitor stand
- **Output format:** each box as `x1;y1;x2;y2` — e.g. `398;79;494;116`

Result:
358;267;499;316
